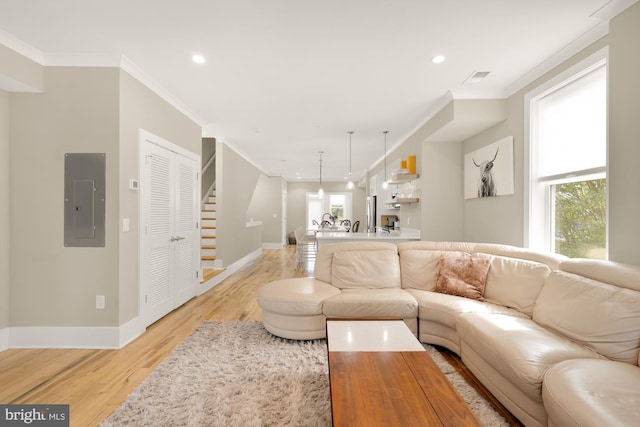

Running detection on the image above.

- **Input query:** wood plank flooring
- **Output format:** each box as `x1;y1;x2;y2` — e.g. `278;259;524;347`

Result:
0;245;522;426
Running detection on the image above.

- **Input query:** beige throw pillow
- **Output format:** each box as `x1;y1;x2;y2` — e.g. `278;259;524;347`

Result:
434;254;491;300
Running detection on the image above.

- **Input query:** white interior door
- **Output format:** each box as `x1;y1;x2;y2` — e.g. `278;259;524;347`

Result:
140;130;199;327
173;155;199;306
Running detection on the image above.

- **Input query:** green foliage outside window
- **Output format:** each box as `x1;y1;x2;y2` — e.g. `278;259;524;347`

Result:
330;206;344;221
554;179;606;259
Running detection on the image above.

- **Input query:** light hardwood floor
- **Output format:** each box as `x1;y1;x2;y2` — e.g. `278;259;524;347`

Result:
0;245;522;426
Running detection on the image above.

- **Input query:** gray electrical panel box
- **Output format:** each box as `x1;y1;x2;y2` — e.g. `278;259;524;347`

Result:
64;153;106;247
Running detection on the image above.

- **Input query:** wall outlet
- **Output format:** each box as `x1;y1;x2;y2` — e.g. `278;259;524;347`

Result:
96;295;105;309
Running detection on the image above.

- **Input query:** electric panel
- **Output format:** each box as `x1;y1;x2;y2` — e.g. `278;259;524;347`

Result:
64;153;106;247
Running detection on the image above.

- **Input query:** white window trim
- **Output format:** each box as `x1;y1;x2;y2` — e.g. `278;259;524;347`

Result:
523;47;609;251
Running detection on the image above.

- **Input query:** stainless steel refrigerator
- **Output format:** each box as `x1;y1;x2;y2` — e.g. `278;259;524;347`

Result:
366;195;376;232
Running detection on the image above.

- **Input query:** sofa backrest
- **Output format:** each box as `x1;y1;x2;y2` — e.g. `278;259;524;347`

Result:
399;249;467;291
475;254;551;317
314;242;401;289
398;241;567;270
533;259;640;365
398;241;559;316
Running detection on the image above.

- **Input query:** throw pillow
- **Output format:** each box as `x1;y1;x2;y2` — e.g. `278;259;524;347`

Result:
434;254;491;300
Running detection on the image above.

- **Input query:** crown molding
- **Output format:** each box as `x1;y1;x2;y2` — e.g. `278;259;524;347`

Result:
591;0;640;20
0;29;44;64
505;20;609;97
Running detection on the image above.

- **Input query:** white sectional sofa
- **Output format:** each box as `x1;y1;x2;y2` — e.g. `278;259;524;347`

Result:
257;241;640;427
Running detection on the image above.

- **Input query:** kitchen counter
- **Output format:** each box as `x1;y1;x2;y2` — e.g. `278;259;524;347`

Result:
315;228;421;247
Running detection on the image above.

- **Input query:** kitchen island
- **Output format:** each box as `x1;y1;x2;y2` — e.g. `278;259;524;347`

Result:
315;228;421;248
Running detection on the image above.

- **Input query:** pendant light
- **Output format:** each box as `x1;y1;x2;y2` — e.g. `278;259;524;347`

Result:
382;131;389;189
318;151;324;199
347;131;354;189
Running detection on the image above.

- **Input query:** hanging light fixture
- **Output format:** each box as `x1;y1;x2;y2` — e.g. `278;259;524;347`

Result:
382;131;389;189
347;131;354;189
318;151;324;199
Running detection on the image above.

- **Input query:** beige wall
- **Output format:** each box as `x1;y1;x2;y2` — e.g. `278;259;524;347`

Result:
8;66;201;329
459;3;640;263
247;175;286;246
118;70;201;324
460;36;612;246
608;3;640;265
216;143;264;266
0;89;9;329
421;140;464;241
461;93;528;246
10;67;120;326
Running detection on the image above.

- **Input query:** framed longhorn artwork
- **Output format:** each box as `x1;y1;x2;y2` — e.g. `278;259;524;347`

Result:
464;136;514;199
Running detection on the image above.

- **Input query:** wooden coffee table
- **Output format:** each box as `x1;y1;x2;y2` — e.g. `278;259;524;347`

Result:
326;319;483;426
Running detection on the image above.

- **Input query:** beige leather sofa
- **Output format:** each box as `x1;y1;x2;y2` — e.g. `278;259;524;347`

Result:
258;242;417;339
257;241;640;427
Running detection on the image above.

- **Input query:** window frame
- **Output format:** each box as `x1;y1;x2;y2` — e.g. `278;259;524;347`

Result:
306;192;353;228
524;47;609;256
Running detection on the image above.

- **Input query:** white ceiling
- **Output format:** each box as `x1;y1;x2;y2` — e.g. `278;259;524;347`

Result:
0;0;630;182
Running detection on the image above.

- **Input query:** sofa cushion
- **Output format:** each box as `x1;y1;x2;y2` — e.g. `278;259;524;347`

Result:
475;254;551;317
458;313;600;402
434;254;490;300
399;250;467;291
331;249;400;289
542;359;640;427
533;270;640;364
322;288;418;318
258;278;341;315
407;289;527;330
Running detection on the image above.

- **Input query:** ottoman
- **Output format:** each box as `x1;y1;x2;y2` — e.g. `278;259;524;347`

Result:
258;277;341;340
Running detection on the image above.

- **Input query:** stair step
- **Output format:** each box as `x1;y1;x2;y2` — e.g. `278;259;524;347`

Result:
202;235;216;239
202;209;217;213
202;245;217;250
201;255;216;261
201;268;225;283
202;225;216;229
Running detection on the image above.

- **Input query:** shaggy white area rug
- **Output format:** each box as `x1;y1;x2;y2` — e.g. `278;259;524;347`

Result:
102;321;508;426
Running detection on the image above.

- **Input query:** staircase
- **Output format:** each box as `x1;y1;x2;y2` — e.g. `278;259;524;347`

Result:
201;190;219;270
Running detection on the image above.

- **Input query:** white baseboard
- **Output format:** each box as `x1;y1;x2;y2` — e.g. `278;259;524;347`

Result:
0;248;268;351
200;248;263;294
118;316;146;348
3;317;146;351
9;326;123;349
0;327;8;351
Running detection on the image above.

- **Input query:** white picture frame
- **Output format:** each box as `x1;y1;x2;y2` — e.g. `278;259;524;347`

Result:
464;136;514;199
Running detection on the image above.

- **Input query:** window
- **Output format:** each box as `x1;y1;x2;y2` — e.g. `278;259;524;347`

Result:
306;192;352;228
526;50;607;259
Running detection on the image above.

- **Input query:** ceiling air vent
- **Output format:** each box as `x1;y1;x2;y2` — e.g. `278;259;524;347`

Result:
463;71;490;85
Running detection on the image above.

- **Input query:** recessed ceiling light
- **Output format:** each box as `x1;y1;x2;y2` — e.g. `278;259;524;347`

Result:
192;54;206;64
431;55;446;64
